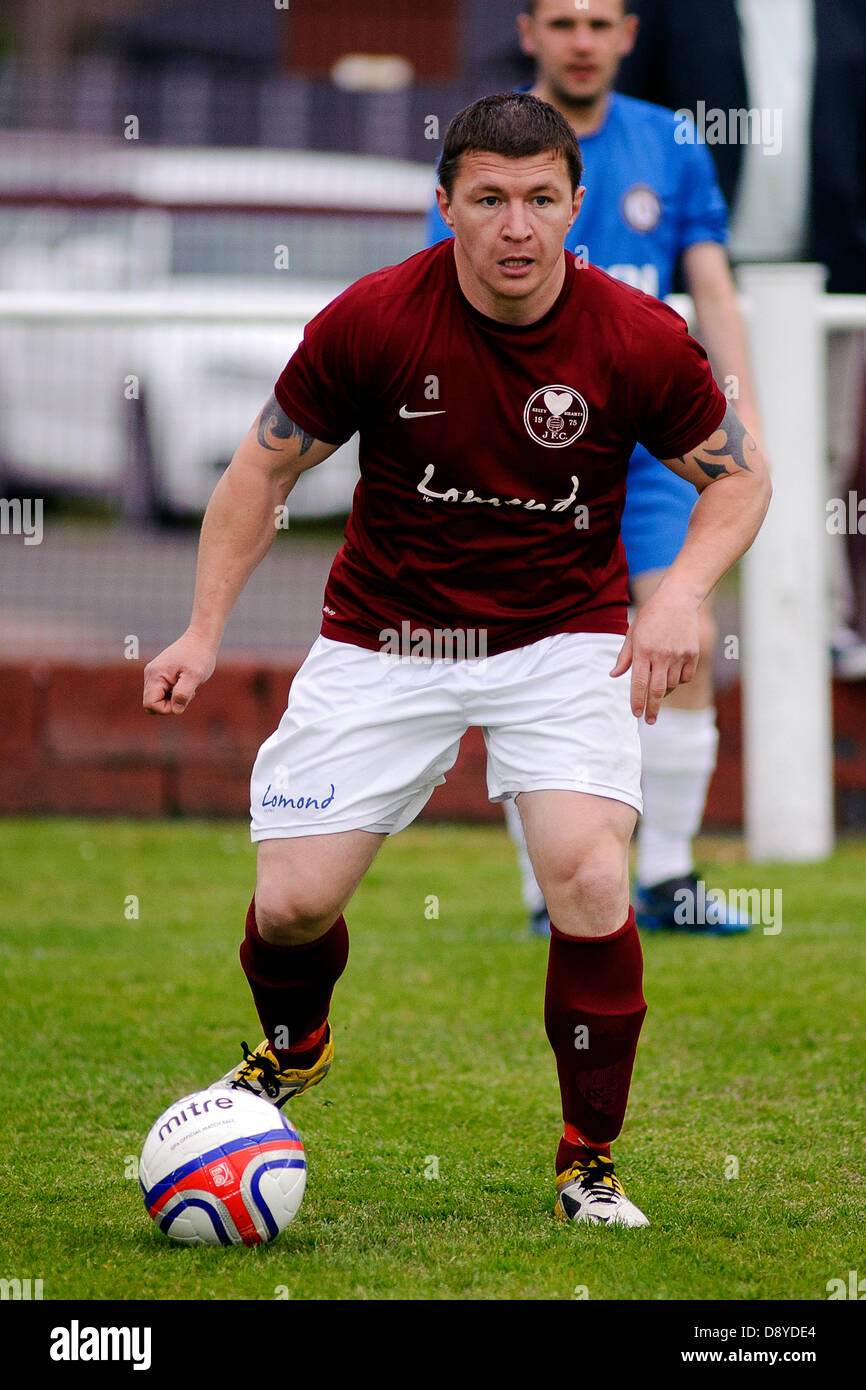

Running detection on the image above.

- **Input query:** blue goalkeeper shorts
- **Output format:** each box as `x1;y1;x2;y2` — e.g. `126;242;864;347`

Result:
621;443;699;583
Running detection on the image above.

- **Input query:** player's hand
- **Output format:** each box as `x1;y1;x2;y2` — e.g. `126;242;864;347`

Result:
610;587;700;724
143;632;218;715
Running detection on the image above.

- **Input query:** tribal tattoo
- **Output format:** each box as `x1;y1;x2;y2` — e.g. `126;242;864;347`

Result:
257;393;315;455
679;403;758;481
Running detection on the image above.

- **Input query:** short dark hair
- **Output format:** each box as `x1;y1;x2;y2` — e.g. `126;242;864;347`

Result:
524;0;632;13
437;92;583;199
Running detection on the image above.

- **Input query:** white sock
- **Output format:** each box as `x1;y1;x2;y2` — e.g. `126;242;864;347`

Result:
636;707;719;888
503;796;546;914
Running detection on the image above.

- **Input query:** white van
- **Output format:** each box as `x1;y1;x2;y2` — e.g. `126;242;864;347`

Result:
0;134;431;517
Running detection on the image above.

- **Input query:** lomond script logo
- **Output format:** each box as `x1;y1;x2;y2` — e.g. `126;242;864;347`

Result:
524;385;588;448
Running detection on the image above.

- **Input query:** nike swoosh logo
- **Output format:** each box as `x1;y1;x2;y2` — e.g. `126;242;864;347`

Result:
399;405;446;419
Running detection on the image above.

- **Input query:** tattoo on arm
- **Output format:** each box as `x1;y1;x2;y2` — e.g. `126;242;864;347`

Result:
257;393;315;455
679;404;758;481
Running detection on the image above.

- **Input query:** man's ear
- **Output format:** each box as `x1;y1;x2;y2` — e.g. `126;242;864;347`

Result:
567;185;586;232
621;13;640;59
516;12;536;59
435;184;455;229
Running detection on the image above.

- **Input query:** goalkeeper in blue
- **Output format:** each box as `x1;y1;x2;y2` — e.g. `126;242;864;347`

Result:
426;0;762;936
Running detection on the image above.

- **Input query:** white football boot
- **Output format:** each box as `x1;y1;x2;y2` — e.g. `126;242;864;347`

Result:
555;1152;650;1228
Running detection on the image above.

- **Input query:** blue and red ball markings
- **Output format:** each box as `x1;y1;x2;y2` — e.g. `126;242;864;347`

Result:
141;1126;306;1246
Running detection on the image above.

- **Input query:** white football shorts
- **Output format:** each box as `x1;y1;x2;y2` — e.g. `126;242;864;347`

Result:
250;631;642;840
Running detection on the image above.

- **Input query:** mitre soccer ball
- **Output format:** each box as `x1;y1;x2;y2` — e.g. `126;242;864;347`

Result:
139;1087;306;1246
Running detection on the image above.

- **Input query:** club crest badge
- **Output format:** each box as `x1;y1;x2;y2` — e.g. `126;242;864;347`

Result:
524;385;589;448
621;183;662;232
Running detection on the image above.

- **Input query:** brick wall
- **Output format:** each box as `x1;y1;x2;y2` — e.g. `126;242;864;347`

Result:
3;659;866;828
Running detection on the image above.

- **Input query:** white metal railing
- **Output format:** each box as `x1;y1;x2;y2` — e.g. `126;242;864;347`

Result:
0;266;861;861
0;287;347;322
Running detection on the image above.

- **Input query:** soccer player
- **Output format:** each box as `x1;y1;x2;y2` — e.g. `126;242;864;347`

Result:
426;0;763;936
143;93;770;1227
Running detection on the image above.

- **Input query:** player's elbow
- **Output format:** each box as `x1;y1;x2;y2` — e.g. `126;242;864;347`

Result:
233;430;308;493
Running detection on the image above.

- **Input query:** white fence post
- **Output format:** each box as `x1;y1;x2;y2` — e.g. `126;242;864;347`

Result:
737;263;834;861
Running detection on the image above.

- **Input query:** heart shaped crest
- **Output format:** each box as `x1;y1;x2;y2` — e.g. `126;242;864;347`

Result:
544;390;573;416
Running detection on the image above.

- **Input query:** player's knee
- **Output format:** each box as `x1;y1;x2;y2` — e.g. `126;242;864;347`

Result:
543;842;629;928
254;889;340;945
570;861;627;917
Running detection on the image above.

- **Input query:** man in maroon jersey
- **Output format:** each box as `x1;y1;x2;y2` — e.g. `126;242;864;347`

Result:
143;93;770;1227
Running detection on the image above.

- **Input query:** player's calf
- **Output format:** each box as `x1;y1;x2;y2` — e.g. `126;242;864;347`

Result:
544;907;649;1227
210;898;348;1104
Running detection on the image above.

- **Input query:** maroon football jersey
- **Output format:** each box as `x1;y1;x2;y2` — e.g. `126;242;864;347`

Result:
275;239;726;657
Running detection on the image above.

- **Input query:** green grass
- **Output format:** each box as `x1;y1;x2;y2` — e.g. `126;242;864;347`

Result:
1;818;864;1301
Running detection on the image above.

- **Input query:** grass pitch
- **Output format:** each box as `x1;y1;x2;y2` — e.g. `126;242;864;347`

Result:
0;818;864;1301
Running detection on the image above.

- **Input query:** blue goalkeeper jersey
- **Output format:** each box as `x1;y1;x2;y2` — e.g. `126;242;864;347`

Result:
424;92;728;300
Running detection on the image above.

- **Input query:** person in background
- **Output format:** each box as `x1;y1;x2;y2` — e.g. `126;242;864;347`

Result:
427;0;763;935
618;0;866;677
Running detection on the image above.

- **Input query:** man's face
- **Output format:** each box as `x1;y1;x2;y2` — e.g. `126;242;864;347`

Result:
518;0;638;109
436;150;584;309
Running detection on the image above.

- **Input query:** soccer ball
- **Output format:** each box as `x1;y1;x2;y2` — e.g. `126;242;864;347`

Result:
139;1087;306;1246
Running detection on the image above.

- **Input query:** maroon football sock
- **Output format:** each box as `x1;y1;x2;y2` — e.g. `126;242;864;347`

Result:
238;897;349;1067
544;908;647;1175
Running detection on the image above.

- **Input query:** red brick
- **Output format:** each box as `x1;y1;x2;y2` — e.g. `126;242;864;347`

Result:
705;683;743;827
833;680;866;786
58;763;165;815
46;663;166;759
174;758;252;818
9;661;866;831
0;755;164;815
44;661;292;763
256;664;304;739
0;665;39;754
0;755;45;813
169;665;271;759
